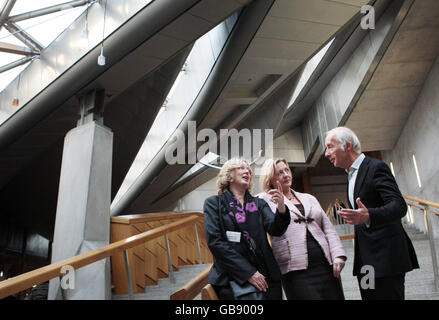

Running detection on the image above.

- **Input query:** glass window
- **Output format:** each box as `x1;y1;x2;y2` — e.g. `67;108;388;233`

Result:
287;38;335;109
0;1;90;91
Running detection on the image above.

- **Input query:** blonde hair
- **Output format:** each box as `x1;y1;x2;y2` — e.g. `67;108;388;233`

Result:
260;158;292;191
216;157;253;195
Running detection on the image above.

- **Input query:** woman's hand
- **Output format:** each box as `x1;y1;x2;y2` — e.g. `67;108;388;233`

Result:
268;181;286;214
248;271;268;292
333;257;346;278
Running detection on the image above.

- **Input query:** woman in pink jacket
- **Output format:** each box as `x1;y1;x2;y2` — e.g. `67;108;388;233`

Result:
258;158;346;300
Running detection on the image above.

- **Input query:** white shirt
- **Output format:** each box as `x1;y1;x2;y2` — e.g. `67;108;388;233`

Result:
347;153;366;209
347;153;369;227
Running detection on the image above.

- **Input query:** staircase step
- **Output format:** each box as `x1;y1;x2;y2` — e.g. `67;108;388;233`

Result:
112;227;439;300
338;232;439;300
112;263;212;300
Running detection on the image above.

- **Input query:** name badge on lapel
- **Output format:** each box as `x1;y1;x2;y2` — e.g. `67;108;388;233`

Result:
226;231;241;243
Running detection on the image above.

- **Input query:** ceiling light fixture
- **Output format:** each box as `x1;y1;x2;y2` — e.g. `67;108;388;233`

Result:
97;0;107;66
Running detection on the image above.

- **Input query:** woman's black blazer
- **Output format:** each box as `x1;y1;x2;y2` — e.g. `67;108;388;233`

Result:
203;194;290;286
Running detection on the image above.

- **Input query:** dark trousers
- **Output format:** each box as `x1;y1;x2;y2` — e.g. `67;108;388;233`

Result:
357;273;405;300
213;279;282;300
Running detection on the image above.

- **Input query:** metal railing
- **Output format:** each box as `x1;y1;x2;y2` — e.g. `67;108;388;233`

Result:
325;199;353;237
403;194;439;291
326;195;439;291
0;214;204;300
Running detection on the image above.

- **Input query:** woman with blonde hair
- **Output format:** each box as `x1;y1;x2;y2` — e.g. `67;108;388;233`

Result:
203;157;290;300
257;158;346;300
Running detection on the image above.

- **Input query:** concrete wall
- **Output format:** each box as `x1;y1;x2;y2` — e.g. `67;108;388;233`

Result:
302;1;396;158
382;52;439;237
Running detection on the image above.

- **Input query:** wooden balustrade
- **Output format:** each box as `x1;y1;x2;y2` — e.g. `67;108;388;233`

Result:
110;212;213;295
0;213;210;300
170;265;211;300
201;284;218;300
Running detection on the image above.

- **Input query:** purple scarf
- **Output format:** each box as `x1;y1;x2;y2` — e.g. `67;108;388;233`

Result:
220;189;258;239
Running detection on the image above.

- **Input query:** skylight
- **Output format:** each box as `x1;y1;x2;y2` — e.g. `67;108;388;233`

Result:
0;0;91;91
287;38;335;109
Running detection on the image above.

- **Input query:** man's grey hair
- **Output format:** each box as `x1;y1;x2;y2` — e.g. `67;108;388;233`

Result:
326;127;362;153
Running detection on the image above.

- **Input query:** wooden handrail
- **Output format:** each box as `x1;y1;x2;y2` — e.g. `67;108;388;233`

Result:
201;284;218;300
403;194;439;210
407;202;426;211
170;265;211;300
0;214;202;300
339;234;354;240
325;200;335;217
111;211;203;225
407;203;439;217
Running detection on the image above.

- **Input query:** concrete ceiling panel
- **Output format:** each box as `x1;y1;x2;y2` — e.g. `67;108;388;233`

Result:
355;86;420;110
231;73;270;85
245;37;320;60
142;33;190;60
96;55;164;95
347;126;403;152
367;60;433;90
329;0;371;6
160;13;214;42
223;97;258;105
189;0;245;23
402;0;439;29
235;56;303;75
226;84;258;98
269;0;362;26
348;106;412;127
257;17;339;44
360;140;398;152
381;28;439;64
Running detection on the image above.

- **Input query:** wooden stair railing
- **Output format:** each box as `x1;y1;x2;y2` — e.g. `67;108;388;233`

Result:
402;194;439;290
201;284;218;300
326;200;353;240
110;212;212;294
170;265;211;300
0;214;205;300
403;194;439;215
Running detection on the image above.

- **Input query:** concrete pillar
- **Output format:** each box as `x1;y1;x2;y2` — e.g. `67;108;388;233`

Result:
48;90;113;300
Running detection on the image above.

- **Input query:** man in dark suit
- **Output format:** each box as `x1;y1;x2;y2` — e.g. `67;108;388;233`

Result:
324;126;418;300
